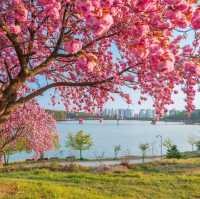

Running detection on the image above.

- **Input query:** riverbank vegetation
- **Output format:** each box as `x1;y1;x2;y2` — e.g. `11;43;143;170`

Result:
0;158;200;199
45;109;200;123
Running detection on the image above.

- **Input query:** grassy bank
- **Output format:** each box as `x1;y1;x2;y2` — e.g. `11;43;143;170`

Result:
0;158;200;199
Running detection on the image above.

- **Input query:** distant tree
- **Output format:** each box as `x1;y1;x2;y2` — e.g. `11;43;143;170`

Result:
139;143;150;163
0;102;58;164
1;130;59;165
2;137;28;165
195;141;200;151
166;145;181;159
114;145;121;159
163;138;173;150
94;151;105;162
188;136;198;151
66;131;93;160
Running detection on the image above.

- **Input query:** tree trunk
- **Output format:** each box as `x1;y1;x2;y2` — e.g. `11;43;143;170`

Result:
3;152;7;165
142;153;145;163
40;153;44;160
80;149;83;160
0;152;3;165
6;153;9;165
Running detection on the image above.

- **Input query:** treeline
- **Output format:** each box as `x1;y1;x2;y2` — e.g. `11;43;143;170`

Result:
46;109;67;121
45;110;99;121
163;109;200;123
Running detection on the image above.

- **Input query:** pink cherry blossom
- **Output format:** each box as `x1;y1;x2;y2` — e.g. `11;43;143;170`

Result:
64;40;83;54
0;101;58;160
9;24;21;34
96;14;114;36
191;8;200;29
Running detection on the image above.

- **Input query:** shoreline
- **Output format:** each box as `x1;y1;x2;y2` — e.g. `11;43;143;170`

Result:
9;151;200;166
3;156;161;169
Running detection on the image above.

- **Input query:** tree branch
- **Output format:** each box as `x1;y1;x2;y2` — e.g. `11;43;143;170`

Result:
0;126;25;151
30;5;69;76
16;65;135;105
0;20;26;71
4;61;12;81
56;31;119;58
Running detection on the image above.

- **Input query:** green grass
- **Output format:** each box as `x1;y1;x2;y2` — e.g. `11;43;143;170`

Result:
1;158;200;199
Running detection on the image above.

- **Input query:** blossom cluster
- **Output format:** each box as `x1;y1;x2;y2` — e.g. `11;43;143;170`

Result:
0;101;58;159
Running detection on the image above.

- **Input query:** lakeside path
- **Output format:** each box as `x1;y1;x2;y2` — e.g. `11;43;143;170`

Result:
68;157;161;167
5;157;161;169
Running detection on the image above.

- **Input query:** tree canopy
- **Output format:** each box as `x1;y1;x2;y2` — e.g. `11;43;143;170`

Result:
0;0;200;132
66;130;93;159
0;101;58;159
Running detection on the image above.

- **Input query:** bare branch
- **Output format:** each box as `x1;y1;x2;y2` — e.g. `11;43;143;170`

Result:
0;126;25;151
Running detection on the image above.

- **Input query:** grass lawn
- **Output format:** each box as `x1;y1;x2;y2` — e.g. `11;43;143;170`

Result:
0;158;200;199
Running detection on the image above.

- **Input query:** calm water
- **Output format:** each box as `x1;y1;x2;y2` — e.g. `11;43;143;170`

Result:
11;120;200;162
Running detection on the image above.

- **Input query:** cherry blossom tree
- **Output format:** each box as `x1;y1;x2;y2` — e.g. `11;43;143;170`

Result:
0;101;58;160
0;0;200;129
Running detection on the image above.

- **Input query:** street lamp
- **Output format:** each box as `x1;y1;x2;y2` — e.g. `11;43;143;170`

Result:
156;135;163;159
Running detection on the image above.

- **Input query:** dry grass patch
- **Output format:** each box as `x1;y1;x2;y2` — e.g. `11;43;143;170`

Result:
0;182;18;198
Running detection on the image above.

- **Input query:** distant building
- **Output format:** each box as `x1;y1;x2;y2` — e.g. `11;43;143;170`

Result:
134;113;139;119
139;109;155;119
124;109;134;119
139;109;146;119
117;109;124;120
146;109;155;119
102;108;134;119
102;108;117;119
169;109;177;116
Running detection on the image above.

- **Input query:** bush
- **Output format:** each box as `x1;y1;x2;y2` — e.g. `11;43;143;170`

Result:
195;141;200;151
166;145;181;159
62;163;90;172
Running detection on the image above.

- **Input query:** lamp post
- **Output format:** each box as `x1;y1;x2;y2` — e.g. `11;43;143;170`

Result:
156;135;163;159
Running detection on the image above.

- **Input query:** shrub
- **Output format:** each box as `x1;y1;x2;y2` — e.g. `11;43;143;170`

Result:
139;143;150;163
62;163;90;172
166;145;181;159
114;145;121;159
195;141;200;151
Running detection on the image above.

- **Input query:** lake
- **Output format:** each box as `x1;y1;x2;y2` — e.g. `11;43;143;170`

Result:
11;120;200;162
